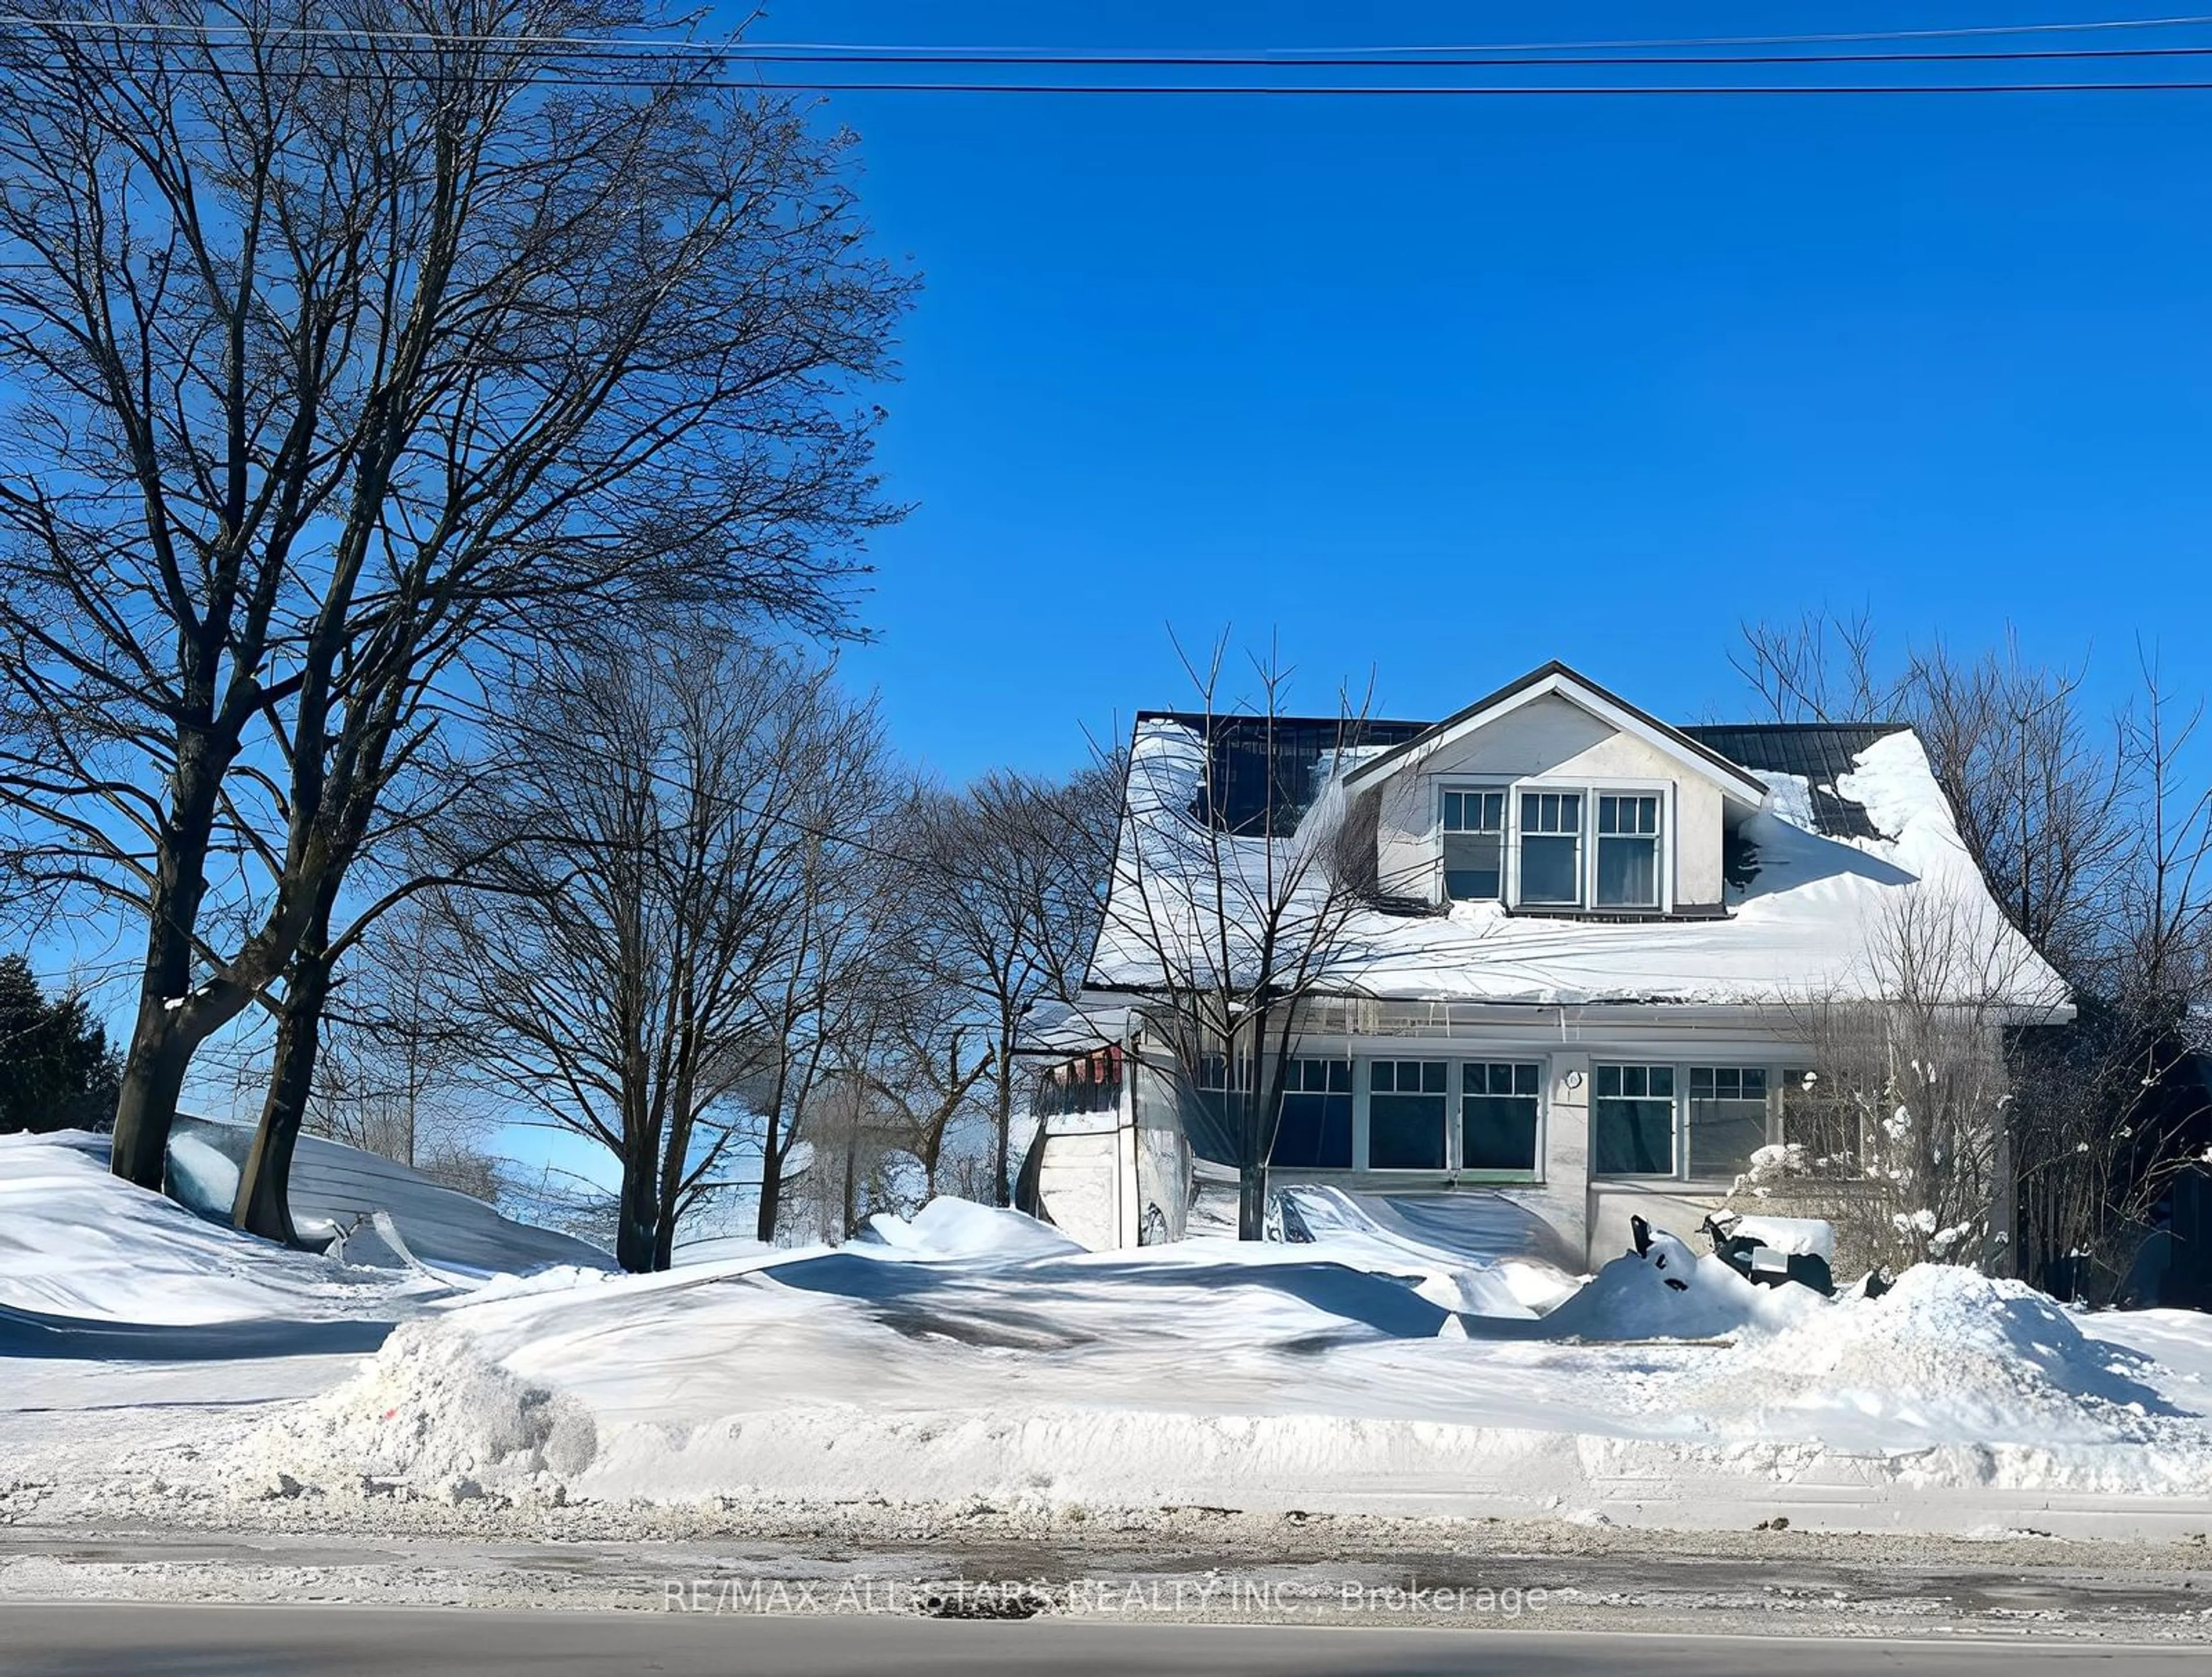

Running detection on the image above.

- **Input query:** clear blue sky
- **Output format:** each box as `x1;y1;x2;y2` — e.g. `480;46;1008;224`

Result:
752;0;2212;782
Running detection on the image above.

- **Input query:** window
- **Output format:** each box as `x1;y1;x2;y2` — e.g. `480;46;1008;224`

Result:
1596;794;1661;908
1461;1062;1541;1172
1687;1066;1769;1178
1441;789;1505;901
1368;1059;1448;1169
1593;1063;1675;1174
1272;1057;1353;1169
1518;792;1582;906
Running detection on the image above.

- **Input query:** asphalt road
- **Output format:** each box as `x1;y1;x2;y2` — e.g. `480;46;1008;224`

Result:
2;1606;2204;1677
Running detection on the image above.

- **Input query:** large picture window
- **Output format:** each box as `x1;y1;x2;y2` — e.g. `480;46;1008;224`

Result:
1595;793;1661;908
1441;789;1505;902
1368;1059;1448;1169
1593;1063;1675;1174
1460;1062;1541;1172
1518;791;1582;906
1687;1066;1769;1177
1271;1057;1354;1169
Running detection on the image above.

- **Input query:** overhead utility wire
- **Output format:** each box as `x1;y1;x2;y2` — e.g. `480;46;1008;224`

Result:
14;17;2212;68
13;9;2212;55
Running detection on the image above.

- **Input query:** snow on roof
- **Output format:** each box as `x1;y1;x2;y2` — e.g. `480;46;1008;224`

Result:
1014;996;1131;1056
1086;716;2071;1016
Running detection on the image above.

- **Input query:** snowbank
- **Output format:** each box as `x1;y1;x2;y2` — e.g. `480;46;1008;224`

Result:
861;1197;1086;1262
1668;1265;2186;1452
8;1129;2205;1535
0;1131;404;1327
216;1203;2212;1524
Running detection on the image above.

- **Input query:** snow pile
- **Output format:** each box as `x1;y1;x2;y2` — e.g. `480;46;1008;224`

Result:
165;1116;616;1279
209;1183;2212;1527
1275;1185;1578;1317
1679;1265;2180;1447
0;1131;400;1326
861;1197;1085;1262
230;1320;597;1504
1541;1229;1815;1343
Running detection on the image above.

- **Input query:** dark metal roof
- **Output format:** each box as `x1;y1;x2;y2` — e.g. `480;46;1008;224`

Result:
1135;710;1431;835
1681;722;1911;839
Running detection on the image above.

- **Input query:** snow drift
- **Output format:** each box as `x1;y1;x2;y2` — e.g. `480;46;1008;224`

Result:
218;1203;2212;1524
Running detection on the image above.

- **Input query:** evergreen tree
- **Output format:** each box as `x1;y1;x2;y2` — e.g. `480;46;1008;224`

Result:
0;956;121;1134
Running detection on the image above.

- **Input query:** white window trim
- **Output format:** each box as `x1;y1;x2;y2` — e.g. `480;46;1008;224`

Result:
1590;1060;1788;1183
1434;779;1510;904
1490;775;1676;914
1347;1053;1548;1183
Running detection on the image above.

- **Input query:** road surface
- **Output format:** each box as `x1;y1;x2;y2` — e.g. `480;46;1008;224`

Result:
2;1605;2205;1676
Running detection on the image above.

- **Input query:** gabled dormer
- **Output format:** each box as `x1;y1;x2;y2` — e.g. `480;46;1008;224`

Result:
1339;663;1768;918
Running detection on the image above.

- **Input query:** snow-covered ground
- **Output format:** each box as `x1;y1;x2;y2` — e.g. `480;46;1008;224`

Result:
4;1131;2210;1544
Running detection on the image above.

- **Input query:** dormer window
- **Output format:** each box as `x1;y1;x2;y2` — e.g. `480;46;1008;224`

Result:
1433;782;1673;913
1595;793;1662;908
1440;788;1504;901
1517;792;1582;906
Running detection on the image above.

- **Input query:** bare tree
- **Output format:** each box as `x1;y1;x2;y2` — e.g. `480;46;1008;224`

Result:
0;2;910;1190
902;766;1119;1205
421;634;892;1270
1099;631;1379;1240
1769;895;2040;1279
298;902;498;1199
1733;612;2212;1294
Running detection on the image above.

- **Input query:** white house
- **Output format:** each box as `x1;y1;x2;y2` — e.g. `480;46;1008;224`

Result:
1017;662;2072;1269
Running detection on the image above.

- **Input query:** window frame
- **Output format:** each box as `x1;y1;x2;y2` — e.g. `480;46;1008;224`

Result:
1590;1061;1680;1176
1594;791;1664;910
1435;781;1509;903
1589;1061;1787;1183
1316;1054;1549;1183
1514;788;1586;908
1432;776;1677;914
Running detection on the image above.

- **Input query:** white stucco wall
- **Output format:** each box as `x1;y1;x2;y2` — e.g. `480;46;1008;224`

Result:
1372;692;1728;908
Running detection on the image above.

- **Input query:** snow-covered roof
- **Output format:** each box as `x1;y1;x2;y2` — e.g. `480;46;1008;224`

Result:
1085;711;2072;1018
1014;997;1131;1057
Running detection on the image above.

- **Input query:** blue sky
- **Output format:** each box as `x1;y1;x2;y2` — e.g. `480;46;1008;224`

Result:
752;1;2212;781
40;3;2212;1191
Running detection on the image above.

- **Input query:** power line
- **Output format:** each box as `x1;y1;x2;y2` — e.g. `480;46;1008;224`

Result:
7;55;2212;96
10;10;2212;56
15;13;2212;70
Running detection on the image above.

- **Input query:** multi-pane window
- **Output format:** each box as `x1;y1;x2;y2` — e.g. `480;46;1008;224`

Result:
1460;1062;1541;1172
1595;794;1661;908
1687;1066;1770;1177
1368;1059;1449;1169
1441;789;1506;902
1518;792;1583;906
1271;1057;1353;1169
1593;1063;1675;1175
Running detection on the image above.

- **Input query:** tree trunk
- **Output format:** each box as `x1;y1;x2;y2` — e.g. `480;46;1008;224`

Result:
233;964;329;1244
754;1131;782;1242
994;1020;1016;1208
615;1153;660;1273
108;1005;198;1190
234;889;341;1244
108;724;233;1188
109;860;215;1187
1237;1164;1267;1243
